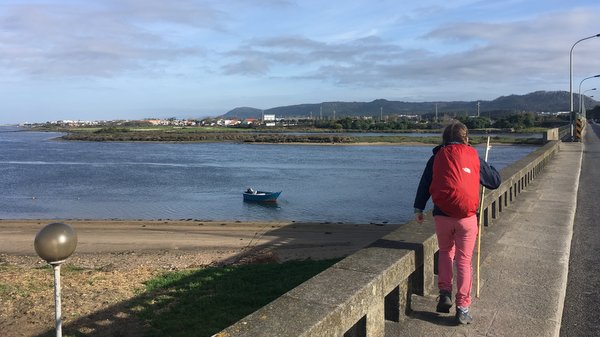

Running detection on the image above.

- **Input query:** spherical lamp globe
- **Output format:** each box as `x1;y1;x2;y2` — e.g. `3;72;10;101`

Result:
34;223;77;264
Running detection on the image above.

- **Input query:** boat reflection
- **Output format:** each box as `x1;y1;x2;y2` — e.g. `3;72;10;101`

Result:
242;200;281;210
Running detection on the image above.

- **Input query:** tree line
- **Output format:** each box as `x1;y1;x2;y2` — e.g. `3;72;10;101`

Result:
267;112;569;131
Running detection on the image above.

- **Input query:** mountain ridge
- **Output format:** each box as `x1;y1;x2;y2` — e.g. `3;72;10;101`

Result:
221;90;599;119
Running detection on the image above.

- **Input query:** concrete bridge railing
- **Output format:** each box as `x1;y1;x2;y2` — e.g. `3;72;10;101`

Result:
214;138;562;337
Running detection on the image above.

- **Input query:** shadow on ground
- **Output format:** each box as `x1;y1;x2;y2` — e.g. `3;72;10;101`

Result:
34;221;399;337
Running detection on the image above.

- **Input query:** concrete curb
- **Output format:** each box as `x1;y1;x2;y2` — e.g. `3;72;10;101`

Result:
554;142;583;336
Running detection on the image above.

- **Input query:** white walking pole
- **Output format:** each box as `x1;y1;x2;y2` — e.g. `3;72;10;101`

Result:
476;136;491;298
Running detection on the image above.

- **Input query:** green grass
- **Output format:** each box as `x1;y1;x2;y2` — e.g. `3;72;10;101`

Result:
512;127;549;133
38;124;546;145
358;135;441;144
354;135;543;145
62;264;89;272
131;259;339;337
469;135;544;145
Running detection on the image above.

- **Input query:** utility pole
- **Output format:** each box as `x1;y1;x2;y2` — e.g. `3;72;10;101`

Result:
477;101;480;117
320;105;323;120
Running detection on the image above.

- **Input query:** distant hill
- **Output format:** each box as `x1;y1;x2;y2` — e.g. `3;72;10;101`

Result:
222;107;263;120
221;91;599;119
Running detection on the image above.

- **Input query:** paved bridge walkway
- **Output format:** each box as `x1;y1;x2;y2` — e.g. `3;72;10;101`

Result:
385;141;582;337
560;122;600;337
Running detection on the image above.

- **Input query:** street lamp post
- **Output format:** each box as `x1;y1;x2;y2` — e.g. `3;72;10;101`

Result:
578;75;600;114
569;33;600;137
582;88;597;119
34;223;78;337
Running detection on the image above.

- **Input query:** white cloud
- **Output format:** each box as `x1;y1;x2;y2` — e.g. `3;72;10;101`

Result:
0;1;214;79
219;6;600;95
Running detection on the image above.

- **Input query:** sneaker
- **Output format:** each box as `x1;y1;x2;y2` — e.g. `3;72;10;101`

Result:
456;306;473;325
436;290;453;313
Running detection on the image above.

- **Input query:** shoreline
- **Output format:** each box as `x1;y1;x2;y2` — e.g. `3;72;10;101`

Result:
52;129;545;145
51;136;542;146
51;137;433;146
1;219;403;266
241;141;434;146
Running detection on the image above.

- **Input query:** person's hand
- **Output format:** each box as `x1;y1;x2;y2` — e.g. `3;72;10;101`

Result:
414;209;424;223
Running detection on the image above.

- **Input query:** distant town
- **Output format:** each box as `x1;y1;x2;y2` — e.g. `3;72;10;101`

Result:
20;113;422;129
20;109;574;133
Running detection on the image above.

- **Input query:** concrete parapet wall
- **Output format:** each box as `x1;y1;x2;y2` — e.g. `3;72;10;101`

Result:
215;140;562;337
544;128;559;141
481;140;560;226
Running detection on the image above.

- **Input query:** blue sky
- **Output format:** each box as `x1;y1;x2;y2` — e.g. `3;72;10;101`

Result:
1;0;600;124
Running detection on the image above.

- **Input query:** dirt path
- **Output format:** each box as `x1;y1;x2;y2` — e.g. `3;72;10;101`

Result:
0;219;400;337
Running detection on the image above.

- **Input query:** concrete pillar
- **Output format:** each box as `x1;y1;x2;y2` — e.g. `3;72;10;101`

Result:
366;296;385;337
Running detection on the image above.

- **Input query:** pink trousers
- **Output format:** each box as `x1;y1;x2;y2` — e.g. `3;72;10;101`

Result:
434;214;478;308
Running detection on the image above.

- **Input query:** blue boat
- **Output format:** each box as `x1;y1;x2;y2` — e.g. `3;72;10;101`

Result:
243;189;281;203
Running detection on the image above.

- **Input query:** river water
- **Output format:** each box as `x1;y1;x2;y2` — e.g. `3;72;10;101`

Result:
0;126;538;223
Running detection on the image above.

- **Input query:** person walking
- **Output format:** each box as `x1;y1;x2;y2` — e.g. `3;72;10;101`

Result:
413;121;501;325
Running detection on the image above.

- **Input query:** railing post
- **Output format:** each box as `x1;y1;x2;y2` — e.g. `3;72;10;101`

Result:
498;194;503;213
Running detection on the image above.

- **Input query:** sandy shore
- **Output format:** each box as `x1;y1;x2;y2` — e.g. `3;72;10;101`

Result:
0;219;402;269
